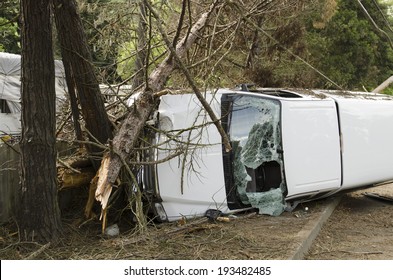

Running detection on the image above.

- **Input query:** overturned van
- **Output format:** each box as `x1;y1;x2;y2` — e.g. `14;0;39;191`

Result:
139;88;393;221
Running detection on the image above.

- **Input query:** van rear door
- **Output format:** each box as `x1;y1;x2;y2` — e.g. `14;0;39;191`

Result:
281;99;341;199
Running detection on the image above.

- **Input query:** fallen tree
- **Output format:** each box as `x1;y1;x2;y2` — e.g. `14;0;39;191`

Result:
92;0;230;230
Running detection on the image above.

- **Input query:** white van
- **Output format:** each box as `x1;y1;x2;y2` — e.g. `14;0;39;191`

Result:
139;88;393;221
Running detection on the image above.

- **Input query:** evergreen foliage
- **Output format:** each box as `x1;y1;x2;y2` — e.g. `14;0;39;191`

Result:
1;0;392;91
307;0;393;90
0;0;20;53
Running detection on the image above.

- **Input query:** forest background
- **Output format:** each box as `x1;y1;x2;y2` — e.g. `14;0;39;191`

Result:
2;0;393;92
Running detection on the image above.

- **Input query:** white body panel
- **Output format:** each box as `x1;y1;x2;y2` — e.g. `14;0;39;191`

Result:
0;113;20;136
333;96;393;189
281;99;341;198
1;52;67;136
156;93;229;220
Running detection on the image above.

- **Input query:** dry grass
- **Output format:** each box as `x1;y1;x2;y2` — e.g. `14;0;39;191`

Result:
0;198;330;260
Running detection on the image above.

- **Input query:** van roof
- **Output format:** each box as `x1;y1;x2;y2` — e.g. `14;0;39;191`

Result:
233;87;393;101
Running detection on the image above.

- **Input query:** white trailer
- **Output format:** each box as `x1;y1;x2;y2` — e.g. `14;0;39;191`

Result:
140;88;393;221
0;52;67;138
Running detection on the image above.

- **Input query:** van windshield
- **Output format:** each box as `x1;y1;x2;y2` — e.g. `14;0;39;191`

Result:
225;95;286;216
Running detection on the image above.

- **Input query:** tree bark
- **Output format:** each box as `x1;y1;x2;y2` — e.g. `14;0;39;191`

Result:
62;60;83;142
53;0;113;165
19;0;62;242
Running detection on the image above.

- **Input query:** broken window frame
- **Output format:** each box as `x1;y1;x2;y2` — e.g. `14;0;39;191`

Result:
221;93;287;215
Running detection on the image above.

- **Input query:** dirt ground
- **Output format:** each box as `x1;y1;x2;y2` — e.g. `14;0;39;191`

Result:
0;184;392;260
305;184;393;260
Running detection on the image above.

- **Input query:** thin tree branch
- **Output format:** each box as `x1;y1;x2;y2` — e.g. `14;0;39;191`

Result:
357;0;393;49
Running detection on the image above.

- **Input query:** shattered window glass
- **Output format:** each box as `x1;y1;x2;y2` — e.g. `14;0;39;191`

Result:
229;96;286;216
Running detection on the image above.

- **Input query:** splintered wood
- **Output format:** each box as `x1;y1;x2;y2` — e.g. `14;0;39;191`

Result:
94;155;113;220
57;157;95;190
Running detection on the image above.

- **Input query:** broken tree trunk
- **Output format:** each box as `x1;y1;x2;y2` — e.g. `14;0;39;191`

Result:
95;0;222;218
58;157;95;189
58;167;95;190
61;169;95;187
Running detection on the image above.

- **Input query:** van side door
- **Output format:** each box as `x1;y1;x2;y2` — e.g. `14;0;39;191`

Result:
281;99;341;199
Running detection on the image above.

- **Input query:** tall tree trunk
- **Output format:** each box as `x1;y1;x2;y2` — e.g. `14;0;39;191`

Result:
53;0;113;166
19;0;62;242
